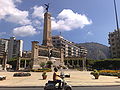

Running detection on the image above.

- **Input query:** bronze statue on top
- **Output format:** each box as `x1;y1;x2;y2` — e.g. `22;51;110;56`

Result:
44;3;49;12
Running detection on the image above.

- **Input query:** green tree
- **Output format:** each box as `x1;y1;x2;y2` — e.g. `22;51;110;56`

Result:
46;61;53;68
40;62;46;68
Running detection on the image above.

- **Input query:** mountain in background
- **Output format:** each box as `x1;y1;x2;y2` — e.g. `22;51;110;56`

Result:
77;42;111;60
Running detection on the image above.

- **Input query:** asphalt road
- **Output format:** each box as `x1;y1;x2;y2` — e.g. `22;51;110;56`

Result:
0;86;120;90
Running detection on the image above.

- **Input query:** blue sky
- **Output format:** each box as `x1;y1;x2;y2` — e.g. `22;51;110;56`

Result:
0;0;120;50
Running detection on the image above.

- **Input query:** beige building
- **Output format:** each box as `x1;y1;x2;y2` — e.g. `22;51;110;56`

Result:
22;51;32;58
108;29;120;58
52;35;87;57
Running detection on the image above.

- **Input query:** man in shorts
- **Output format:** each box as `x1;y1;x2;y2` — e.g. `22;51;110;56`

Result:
53;67;62;89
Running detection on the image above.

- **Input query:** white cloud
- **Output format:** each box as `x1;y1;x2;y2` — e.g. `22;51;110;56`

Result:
32;6;45;19
14;0;22;3
31;6;92;31
87;31;93;35
0;32;6;36
13;25;37;37
0;0;31;25
32;20;42;29
31;7;92;31
5;4;92;37
52;9;92;31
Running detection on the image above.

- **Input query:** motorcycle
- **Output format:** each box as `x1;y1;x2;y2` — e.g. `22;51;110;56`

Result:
44;73;72;90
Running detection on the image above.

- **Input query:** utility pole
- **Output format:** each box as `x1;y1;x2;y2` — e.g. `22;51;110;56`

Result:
114;0;119;31
113;0;120;57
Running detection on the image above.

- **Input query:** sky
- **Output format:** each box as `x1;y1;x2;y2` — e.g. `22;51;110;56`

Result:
0;0;120;50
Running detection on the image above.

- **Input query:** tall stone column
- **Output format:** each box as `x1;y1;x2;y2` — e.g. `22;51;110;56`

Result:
31;41;39;69
2;52;7;71
16;57;20;70
60;49;64;65
82;57;87;71
66;60;68;65
77;60;80;67
42;12;53;47
72;60;74;68
16;54;20;70
24;60;27;69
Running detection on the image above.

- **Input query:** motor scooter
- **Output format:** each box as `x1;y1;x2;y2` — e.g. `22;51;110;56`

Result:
44;73;72;90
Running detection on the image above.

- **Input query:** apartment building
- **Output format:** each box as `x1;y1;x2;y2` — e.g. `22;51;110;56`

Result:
52;35;87;57
108;29;120;58
0;37;23;61
0;39;8;57
22;51;31;58
7;37;23;60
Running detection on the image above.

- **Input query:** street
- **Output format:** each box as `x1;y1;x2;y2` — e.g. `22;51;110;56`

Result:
0;86;120;90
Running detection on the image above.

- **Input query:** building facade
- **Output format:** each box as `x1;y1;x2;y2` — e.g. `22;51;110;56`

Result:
0;39;9;67
0;37;23;61
22;51;32;58
52;35;87;57
108;29;120;58
0;39;8;57
8;37;23;60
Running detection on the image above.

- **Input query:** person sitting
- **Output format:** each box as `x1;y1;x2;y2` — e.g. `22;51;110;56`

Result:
53;67;62;89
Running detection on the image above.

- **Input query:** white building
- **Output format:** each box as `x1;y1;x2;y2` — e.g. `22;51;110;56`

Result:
8;37;23;60
52;35;87;57
0;37;23;61
0;39;8;56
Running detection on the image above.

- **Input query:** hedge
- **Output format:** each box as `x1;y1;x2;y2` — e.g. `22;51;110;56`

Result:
31;68;52;72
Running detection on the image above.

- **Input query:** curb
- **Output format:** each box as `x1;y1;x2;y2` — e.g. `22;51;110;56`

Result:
0;85;120;88
72;85;120;87
0;86;44;88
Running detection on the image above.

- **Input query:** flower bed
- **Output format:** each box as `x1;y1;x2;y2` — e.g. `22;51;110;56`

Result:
0;76;6;81
31;68;52;72
99;70;120;76
13;72;31;77
90;70;100;79
65;73;70;78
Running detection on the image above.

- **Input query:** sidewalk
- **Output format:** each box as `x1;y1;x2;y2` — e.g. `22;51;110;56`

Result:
0;71;120;87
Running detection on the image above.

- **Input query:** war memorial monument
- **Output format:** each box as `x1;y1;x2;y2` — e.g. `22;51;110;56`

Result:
31;4;64;69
